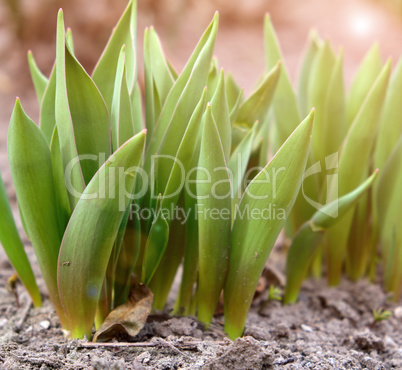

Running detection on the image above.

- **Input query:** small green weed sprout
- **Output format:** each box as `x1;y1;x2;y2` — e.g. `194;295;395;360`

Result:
372;308;392;323
268;286;282;302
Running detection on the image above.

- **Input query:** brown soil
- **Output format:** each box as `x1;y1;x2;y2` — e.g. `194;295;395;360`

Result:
0;0;401;369
0;260;402;369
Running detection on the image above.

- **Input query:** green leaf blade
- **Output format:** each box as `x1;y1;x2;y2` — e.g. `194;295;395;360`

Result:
196;104;232;327
376;138;402;300
142;211;169;285
308;40;336;162
264;14;300;151
64;46;111;184
8;99;67;326
50;126;72;236
284;170;378;304
144;13;219;171
111;45;135;152
235;62;281;129
346;43;383;126
56;10;111;210
326;60;391;285
374;58;402;171
57;131;146;339
298;31;321;117
39;65;56;144
224;109;315;339
0;171;42;307
27;50;48;105
210;69;232;161
92;0;137;110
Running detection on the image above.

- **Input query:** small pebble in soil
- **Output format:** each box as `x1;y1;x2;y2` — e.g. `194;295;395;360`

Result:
301;324;314;333
92;356;125;370
136;351;151;364
384;335;397;348
0;318;8;329
39;320;50;330
394;306;402;320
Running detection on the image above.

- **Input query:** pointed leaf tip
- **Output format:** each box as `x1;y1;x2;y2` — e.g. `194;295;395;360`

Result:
57;9;64;28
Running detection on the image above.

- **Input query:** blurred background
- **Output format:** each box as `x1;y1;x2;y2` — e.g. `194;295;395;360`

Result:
0;0;401;181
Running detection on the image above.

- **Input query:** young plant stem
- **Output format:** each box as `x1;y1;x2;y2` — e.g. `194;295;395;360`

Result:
148;217;186;310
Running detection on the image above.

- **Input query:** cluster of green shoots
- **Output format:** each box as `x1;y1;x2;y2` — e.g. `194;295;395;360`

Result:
0;0;400;341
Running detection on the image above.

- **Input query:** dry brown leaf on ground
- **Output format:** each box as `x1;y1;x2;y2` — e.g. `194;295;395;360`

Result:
93;284;153;342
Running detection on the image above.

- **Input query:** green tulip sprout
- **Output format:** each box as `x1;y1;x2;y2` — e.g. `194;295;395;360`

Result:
1;0;400;342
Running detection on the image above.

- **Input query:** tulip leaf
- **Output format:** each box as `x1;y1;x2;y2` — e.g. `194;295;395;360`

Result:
92;0;137;110
143;27;175;134
225;72;243;116
56;10;111;210
173;194;199;316
376;137;402;300
50;126;71;235
308;40;336;162
196;104;232;326
374;58;402;171
113;210;141;307
210;69;232;160
298;30;321;117
264;14;300;150
371;58;402;260
346;43;383;126
284;170;378;304
224;109;315;340
58;131;146;339
141;206;169;285
144;13;219;173
160;87;207;212
111;45;135;152
27;50;48;104
206;57;219;101
148;27;175;104
228;122;257;202
39;65;56;144
148;218;186;310
235;62;281;129
322;49;346;156
377;137;402;255
326;60;391;285
131;81;144;134
8;99;67;327
0;170;42;307
66;28;75;54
